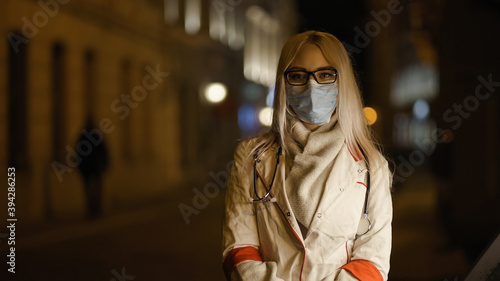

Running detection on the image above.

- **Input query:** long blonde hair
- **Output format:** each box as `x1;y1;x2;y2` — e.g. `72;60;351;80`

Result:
251;30;384;167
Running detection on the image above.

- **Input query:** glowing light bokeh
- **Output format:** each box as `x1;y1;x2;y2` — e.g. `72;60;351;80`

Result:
204;83;227;103
363;107;378;125
258;107;273;127
413;99;430;120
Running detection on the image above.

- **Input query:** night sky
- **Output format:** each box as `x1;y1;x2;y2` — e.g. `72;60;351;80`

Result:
296;0;368;41
295;0;370;95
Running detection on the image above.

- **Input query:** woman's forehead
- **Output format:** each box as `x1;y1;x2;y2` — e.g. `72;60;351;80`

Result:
288;43;330;71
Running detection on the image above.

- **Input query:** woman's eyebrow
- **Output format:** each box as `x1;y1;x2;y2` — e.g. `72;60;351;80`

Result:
286;66;333;71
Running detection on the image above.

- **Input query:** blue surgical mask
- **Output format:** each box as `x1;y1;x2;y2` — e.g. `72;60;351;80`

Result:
286;80;339;124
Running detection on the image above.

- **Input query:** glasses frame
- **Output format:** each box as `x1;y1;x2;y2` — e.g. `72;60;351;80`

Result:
284;68;338;86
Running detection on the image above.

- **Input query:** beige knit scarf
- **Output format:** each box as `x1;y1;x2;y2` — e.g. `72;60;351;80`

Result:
285;113;345;238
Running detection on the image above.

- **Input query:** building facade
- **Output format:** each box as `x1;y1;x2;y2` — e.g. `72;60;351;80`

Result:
0;0;297;223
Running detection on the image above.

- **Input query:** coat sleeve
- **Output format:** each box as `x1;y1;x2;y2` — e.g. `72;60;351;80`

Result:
221;140;285;281
337;159;393;281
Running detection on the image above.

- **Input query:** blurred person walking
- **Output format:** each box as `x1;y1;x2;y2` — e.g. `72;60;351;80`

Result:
77;116;109;219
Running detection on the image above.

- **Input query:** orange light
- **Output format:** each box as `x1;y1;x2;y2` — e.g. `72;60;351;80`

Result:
363;107;378;125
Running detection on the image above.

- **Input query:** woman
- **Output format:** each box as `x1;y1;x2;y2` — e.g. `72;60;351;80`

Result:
222;30;393;281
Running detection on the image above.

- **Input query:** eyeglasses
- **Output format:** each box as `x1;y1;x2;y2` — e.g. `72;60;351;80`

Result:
285;68;338;86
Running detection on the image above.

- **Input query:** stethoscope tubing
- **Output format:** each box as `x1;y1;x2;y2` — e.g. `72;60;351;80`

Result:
252;146;282;202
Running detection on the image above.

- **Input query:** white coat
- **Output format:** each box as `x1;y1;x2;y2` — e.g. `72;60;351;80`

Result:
222;137;393;281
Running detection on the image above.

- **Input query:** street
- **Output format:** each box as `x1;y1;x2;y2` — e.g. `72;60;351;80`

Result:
1;186;227;281
1;168;471;281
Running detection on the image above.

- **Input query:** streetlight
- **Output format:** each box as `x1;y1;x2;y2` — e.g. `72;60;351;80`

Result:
363;107;378;126
204;82;227;103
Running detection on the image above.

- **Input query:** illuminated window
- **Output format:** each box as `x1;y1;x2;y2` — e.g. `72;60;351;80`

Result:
164;0;179;24
185;0;201;35
244;6;281;87
229;12;245;50
390;63;438;107
209;0;244;49
209;1;226;41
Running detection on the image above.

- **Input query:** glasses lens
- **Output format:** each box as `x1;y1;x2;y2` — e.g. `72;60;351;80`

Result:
315;69;337;84
286;71;308;85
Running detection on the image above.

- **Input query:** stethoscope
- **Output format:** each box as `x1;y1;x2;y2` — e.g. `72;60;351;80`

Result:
249;145;372;236
249;146;282;203
357;169;371;236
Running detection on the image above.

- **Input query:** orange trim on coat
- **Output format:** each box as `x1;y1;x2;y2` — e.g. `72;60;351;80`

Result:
346;143;363;162
356;181;367;188
275;203;306;281
341;259;383;281
345;241;351;264
223;246;262;280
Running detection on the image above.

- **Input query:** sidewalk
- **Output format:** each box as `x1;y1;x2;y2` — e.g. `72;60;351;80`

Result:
1;184;228;281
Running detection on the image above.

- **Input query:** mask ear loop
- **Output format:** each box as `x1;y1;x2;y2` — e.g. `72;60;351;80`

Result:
356;159;372;236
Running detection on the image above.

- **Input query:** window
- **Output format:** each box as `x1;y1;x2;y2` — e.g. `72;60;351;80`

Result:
164;0;179;24
84;50;95;115
244;6;281;86
7;32;28;168
185;0;201;34
120;59;132;160
52;43;66;162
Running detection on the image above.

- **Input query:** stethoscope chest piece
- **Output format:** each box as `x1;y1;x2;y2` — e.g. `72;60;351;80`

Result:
356;213;371;236
356;165;371;236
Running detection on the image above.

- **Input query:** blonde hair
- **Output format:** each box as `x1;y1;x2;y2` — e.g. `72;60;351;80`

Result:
251;30;384;168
